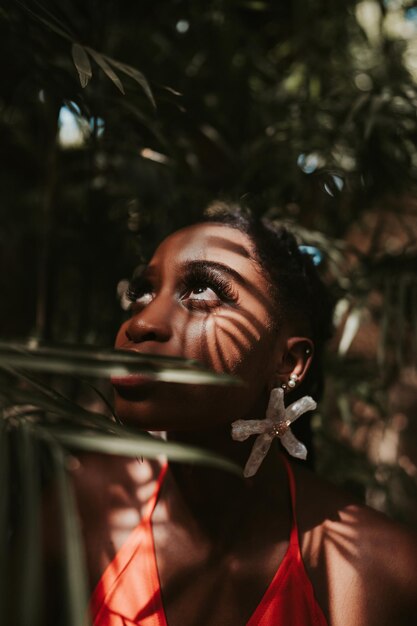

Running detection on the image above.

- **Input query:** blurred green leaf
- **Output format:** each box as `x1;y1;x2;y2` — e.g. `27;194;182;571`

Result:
41;427;241;476
0;343;241;387
72;43;92;88
86;48;125;95
15;0;73;41
0;366;118;432
46;436;91;626
0;420;10;621
103;56;156;108
16;421;42;626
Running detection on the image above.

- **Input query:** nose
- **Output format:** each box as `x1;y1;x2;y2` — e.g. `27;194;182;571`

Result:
125;297;173;344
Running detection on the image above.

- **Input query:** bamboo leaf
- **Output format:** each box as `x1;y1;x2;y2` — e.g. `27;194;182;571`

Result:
46;438;91;626
80;380;118;421
16;421;42;626
0;343;241;386
159;84;182;97
0;420;10;621
85;48;125;94
3;393;241;477
71;43;92;88
1;367;116;431
42;428;241;476
15;0;73;41
103;55;156;108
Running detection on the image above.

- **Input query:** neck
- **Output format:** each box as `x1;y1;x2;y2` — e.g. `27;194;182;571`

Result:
165;427;288;542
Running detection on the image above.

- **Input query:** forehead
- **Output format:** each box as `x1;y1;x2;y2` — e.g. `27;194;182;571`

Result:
152;223;258;271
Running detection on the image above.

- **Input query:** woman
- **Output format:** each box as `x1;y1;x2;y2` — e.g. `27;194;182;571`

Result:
72;203;417;626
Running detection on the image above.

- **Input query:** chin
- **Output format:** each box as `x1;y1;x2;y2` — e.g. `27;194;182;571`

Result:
113;395;238;433
112;380;258;432
113;394;201;431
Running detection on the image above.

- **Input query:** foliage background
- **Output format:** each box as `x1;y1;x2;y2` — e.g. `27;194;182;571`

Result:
2;0;417;526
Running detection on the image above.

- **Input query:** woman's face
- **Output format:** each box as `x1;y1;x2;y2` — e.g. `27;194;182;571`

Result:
113;223;293;431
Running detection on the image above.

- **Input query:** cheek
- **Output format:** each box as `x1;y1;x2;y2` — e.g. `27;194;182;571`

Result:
113;309;276;429
180;310;273;381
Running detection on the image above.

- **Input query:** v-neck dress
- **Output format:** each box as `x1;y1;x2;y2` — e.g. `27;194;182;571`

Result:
90;458;328;626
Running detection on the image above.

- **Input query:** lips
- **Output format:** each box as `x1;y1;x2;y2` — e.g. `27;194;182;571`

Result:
111;347;159;389
111;373;158;403
110;373;156;388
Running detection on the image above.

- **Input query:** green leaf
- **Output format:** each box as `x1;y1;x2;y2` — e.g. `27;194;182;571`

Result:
41;428;241;476
85;48;125;94
14;0;73;41
0;343;241;386
45;437;91;626
1;366;111;424
158;84;182;97
0;372;125;441
103;56;156;108
71;43;92;88
16;421;42;626
0;420;10;620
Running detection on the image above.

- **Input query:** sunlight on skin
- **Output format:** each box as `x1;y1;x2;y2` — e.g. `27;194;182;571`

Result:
324;514;368;626
196;311;261;372
113;224;286;431
303;504;404;626
302;511;364;625
42;223;417;626
108;508;141;531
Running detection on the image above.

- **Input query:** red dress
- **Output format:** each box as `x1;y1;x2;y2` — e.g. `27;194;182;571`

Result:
90;458;328;626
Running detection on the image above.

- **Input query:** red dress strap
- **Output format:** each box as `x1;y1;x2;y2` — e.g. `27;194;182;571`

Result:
90;464;168;626
91;458;328;626
281;454;301;547
248;455;328;626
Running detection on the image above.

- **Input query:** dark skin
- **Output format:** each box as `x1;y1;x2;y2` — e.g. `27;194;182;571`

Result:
46;223;417;626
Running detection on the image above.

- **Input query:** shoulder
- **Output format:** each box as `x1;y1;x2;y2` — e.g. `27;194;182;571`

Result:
43;453;163;554
292;462;417;626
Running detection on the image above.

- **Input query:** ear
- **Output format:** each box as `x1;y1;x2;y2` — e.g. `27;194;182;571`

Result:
273;337;314;392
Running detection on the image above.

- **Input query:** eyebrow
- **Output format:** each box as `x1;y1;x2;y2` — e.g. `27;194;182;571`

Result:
180;260;247;286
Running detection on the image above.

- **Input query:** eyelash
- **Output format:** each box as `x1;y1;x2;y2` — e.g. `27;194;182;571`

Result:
125;266;238;311
125;277;152;304
183;267;237;307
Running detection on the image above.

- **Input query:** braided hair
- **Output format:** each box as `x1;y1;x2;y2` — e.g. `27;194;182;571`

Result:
200;201;334;465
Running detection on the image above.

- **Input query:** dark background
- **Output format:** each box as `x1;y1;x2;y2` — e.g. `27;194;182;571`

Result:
2;0;417;523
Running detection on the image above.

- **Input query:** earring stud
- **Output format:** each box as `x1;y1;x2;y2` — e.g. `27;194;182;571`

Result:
287;373;298;388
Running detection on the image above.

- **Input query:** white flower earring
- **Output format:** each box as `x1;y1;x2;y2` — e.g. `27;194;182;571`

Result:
231;387;316;478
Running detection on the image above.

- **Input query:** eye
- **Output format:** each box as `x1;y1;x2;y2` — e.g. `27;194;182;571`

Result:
125;278;155;310
181;267;238;311
182;284;223;311
188;286;219;300
134;292;154;306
